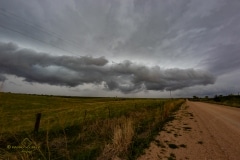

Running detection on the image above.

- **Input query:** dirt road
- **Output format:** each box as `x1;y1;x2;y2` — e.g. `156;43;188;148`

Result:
138;101;240;160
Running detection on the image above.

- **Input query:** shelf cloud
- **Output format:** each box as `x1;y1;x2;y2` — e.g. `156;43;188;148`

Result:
0;42;215;93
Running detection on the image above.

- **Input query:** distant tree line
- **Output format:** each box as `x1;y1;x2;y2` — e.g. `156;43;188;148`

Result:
191;94;240;102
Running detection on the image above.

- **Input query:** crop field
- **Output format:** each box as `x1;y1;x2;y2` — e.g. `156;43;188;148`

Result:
0;92;184;160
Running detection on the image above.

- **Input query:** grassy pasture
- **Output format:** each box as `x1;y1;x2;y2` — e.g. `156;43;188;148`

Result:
0;92;184;160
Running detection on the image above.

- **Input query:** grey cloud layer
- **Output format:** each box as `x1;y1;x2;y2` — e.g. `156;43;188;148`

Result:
0;42;215;93
198;44;240;75
1;0;239;70
1;0;239;96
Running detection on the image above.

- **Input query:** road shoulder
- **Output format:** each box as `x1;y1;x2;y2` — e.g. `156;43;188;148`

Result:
137;102;210;160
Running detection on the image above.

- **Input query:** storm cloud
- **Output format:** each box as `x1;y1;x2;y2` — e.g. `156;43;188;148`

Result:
0;42;215;93
0;74;6;81
0;0;239;97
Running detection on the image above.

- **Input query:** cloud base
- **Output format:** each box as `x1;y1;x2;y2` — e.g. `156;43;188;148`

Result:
0;42;216;93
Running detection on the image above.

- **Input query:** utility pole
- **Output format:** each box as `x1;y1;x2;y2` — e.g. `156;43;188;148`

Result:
0;80;4;92
170;90;172;99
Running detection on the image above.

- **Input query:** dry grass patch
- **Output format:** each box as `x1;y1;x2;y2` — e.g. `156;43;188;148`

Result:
98;118;134;160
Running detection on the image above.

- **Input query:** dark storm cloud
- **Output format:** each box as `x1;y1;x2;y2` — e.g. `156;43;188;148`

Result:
0;41;108;86
0;42;215;93
0;0;239;96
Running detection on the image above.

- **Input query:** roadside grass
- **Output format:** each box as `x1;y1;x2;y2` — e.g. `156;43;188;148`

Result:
204;100;240;108
0;92;184;159
190;95;240;108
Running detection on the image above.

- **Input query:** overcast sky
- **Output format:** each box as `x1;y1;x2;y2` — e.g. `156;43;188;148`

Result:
0;0;239;98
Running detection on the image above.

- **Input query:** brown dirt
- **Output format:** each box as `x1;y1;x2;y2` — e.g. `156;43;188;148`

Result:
137;100;240;160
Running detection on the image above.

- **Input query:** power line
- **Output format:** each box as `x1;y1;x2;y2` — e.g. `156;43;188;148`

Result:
0;23;79;55
0;8;90;55
0;8;84;48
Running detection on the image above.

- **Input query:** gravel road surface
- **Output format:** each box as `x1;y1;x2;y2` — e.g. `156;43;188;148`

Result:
138;101;240;160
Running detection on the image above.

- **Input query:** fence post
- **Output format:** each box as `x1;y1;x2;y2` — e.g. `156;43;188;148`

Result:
84;110;87;122
107;106;111;118
34;113;41;134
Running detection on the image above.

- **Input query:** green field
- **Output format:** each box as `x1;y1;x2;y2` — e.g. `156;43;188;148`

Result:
0;92;185;160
